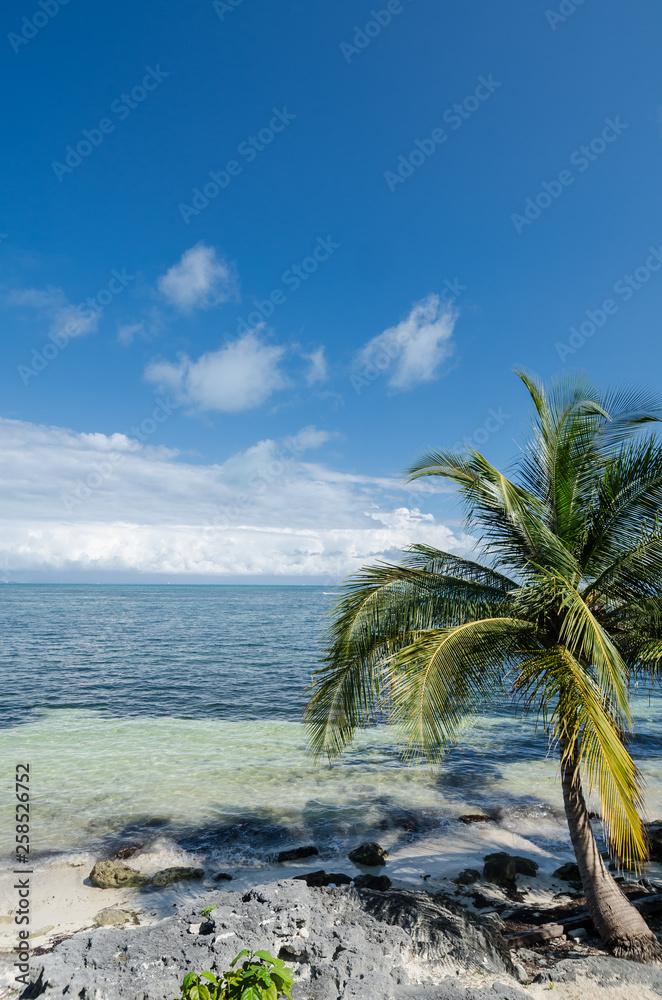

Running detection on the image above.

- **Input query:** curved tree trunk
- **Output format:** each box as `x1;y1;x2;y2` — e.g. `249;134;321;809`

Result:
560;740;662;962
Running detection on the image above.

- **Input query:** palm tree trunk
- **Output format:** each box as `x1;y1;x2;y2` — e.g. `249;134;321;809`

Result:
560;738;662;962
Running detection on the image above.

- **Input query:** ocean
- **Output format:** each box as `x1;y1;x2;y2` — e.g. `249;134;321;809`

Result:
2;584;662;871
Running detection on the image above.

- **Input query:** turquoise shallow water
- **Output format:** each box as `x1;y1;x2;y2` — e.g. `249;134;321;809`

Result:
1;585;661;864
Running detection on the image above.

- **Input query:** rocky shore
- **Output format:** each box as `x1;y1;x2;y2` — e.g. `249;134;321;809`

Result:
4;830;662;1000
15;874;662;1000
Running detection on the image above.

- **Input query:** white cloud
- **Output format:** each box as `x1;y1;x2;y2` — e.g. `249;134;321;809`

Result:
157;243;235;311
7;286;99;340
117;321;144;345
0;417;473;580
145;332;288;413
304;346;328;385
356;295;456;390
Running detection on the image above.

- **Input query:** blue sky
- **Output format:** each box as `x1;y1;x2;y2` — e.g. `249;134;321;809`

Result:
2;0;662;581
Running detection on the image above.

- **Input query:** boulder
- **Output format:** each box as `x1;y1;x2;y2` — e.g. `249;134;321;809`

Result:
277;845;319;862
483;854;517;887
349;841;388;866
451;868;481;887
459;814;491;824
151;867;204;887
89;860;151;889
354;874;392;891
553;862;581;884
511;856;538;878
293;869;330;887
483;852;538;879
293;869;352;887
212;871;233;882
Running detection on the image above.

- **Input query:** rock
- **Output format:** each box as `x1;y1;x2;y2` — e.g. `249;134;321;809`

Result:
276;845;319;862
532;955;662;990
25;880;516;1000
93;907;137;927
568;927;587;941
326;872;352;886
151;867;204;887
459;814;491;824
116;844;142;859
187;923;201;935
212;871;233;882
512;963;528;983
354;874;391;891
646;821;662;861
451;868;481;887
510;856;538;878
89;860;151;889
293;869;329;887
348;841;388;866
553;862;581;884
483;852;538;880
483;854;516;887
293;870;352;888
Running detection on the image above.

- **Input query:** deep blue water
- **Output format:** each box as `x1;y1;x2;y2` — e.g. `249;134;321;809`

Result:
0;585;326;728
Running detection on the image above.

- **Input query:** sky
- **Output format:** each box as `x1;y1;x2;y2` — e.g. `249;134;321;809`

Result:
1;0;662;582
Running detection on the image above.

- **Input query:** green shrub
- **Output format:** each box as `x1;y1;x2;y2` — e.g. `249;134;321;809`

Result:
201;906;216;917
176;949;294;1000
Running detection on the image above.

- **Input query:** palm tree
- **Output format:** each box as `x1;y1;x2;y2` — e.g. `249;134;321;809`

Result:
306;372;662;962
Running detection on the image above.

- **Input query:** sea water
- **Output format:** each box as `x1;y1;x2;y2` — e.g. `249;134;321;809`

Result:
1;585;661;868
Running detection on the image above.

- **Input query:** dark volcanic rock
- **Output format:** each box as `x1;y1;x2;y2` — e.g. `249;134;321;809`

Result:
326;872;352;886
553;862;581;884
459;814;491;824
89;860;151;889
483;852;538;880
354;874;391;891
212;871;233;882
483;854;516;887
277;845;319;862
646;821;662;861
451;869;481;887
293;870;352;887
24;880;516;1000
348;841;388;866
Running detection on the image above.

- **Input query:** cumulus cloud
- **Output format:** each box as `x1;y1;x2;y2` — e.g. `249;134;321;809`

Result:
6;286;99;340
355;295;456;390
145;332;288;413
304;346;328;385
157;243;236;311
0;417;473;580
